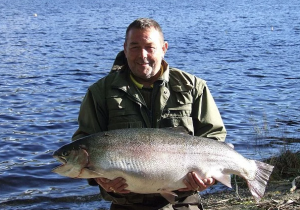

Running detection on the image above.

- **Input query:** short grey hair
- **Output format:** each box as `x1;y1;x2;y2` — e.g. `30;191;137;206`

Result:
125;18;164;42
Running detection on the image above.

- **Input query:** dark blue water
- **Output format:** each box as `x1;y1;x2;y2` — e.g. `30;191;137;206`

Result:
1;0;299;209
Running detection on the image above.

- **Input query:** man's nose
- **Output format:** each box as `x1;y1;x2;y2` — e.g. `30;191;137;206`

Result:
139;48;148;58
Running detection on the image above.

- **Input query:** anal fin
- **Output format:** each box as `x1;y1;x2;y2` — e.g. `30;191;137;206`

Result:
213;172;232;188
159;189;178;204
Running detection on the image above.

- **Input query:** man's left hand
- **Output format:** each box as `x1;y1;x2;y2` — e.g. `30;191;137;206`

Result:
178;172;215;192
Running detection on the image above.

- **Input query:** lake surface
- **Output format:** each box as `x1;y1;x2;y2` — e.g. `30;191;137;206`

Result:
0;0;299;209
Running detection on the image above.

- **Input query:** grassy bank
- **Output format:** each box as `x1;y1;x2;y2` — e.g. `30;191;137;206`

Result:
202;131;300;209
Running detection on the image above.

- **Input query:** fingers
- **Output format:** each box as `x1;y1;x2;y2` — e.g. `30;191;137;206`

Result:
188;172;206;191
94;177;131;194
178;172;215;192
204;177;215;186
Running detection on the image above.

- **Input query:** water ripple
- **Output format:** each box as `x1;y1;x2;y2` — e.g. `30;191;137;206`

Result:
1;0;299;208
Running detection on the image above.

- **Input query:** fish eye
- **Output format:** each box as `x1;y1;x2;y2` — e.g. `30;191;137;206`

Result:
62;150;70;157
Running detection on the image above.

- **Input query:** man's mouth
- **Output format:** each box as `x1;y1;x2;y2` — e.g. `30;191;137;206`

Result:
137;62;149;65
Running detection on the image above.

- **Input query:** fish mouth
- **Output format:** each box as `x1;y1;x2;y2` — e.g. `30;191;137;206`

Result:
52;149;67;163
52;155;67;173
53;155;67;165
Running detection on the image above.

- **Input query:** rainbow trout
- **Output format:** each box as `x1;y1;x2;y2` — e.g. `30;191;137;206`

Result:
52;128;273;203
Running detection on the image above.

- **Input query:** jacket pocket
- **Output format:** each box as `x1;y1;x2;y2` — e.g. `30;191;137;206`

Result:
162;90;193;118
107;96;144;130
160;90;194;133
107;96;126;116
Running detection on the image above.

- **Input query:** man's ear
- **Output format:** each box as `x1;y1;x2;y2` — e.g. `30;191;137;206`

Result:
163;41;168;55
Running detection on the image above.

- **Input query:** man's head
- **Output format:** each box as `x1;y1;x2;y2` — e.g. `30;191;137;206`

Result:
124;18;168;86
125;18;165;44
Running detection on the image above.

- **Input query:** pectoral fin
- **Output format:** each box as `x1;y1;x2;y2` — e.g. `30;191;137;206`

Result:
77;168;103;178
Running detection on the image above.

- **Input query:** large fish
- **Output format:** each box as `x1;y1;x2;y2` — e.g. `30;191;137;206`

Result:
52;127;273;203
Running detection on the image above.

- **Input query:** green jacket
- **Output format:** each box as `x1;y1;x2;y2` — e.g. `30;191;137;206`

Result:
72;52;227;205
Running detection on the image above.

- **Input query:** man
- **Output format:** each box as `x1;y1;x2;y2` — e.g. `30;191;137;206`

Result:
72;18;227;210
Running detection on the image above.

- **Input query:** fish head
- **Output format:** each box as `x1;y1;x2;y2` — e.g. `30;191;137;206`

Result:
52;144;89;178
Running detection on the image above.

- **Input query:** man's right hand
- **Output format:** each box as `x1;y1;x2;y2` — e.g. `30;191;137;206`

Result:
94;177;131;194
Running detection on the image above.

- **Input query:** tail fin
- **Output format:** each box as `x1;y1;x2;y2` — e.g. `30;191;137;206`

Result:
247;160;274;202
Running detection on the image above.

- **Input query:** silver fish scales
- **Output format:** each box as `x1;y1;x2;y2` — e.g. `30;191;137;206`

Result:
52;127;274;203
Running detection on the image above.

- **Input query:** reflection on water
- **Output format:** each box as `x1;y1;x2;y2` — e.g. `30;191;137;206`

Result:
0;0;299;209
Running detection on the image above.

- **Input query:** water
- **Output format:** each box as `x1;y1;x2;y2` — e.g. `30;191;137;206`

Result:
0;0;299;209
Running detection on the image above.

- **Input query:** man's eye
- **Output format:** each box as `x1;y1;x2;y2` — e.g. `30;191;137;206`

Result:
147;47;156;52
130;46;139;49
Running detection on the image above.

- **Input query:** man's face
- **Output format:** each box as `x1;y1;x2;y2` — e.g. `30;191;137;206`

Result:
124;27;168;82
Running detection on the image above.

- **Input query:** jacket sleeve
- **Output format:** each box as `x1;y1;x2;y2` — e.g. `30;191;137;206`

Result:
192;80;227;142
72;85;108;186
72;84;108;141
72;90;99;140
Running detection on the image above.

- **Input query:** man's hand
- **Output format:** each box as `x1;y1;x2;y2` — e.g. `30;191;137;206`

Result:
178;172;215;192
94;172;214;194
94;177;131;194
